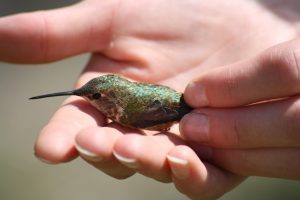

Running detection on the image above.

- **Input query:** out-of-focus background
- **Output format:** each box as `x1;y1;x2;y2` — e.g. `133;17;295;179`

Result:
0;1;299;200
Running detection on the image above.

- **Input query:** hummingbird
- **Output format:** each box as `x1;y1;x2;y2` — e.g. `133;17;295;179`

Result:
30;74;192;131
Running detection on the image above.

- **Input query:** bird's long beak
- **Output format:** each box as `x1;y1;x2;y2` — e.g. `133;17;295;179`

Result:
29;90;76;99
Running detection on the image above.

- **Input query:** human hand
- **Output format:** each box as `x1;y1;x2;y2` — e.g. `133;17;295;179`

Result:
181;38;300;181
1;0;299;199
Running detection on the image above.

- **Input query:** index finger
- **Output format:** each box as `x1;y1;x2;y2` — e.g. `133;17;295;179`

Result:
184;38;300;107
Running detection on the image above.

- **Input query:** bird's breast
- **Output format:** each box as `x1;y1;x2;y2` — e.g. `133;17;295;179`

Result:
90;97;124;122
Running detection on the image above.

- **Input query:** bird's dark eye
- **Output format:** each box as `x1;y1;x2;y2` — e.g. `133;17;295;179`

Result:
92;93;101;100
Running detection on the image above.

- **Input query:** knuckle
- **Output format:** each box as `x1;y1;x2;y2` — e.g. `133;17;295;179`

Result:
209;112;245;148
232;117;243;146
21;11;53;62
224;115;250;148
260;44;300;85
212;66;241;106
224;67;239;105
37;11;51;62
229;150;249;175
8;12;52;62
226;114;254;148
284;98;300;143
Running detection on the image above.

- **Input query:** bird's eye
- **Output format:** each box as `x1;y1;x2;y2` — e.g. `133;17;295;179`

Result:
92;93;101;100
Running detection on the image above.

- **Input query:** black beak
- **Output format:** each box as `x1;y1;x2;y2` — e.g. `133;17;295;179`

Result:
29;90;76;100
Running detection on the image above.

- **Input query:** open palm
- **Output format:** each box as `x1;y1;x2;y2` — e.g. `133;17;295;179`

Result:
1;0;299;199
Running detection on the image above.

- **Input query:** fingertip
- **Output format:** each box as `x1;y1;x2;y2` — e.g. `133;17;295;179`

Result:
113;134;144;165
114;134;175;182
184;81;209;108
179;112;210;142
167;145;209;198
113;133;176;165
168;145;207;180
34;126;78;163
168;145;245;199
75;126;122;162
75;126;136;179
166;155;190;180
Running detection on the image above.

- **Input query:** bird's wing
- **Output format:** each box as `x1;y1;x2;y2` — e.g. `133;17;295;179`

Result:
131;100;179;129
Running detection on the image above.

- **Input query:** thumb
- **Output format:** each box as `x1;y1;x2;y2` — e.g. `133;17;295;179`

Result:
184;38;300;107
0;0;116;63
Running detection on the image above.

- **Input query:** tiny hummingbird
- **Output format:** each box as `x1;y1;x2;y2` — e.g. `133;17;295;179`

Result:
30;74;192;131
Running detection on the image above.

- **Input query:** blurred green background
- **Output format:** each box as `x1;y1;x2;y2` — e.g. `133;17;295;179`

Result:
0;1;299;200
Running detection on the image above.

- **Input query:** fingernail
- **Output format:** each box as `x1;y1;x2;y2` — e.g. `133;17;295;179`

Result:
167;155;190;179
75;143;103;162
113;151;140;169
185;82;208;107
180;113;210;142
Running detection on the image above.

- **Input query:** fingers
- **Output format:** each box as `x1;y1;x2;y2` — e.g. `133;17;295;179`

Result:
34;96;107;163
75;129;246;199
75;127;181;182
113;133;183;182
180;96;300;148
75;125;137;179
0;0;115;63
167;145;245;200
184;38;300;107
211;147;300;180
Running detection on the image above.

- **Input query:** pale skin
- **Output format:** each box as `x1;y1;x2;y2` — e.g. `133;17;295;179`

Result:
1;0;300;199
